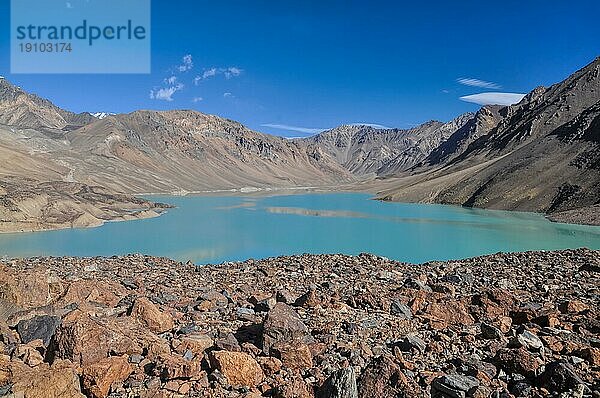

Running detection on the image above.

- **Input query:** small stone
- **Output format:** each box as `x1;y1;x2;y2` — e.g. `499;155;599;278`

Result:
395;334;427;353
390;299;413;319
480;322;503;340
509;330;543;351
209;351;264;387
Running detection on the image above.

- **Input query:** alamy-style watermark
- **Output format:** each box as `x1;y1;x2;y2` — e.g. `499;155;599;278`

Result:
11;0;151;74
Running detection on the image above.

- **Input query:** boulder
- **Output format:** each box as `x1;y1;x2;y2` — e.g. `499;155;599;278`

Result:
17;315;61;347
358;356;425;398
210;350;264;387
154;352;203;380
432;374;480;398
423;299;474;330
262;303;315;354
318;367;358;398
538;361;586;393
390;299;413;319
82;355;132;398
50;310;142;367
273;342;313;370
9;359;85;398
174;333;213;357
493;348;540;377
130;297;174;333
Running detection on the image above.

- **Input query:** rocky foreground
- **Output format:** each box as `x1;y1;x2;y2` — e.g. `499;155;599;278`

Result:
0;249;599;398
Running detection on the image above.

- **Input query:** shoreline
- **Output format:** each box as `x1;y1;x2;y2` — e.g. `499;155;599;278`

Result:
1;249;598;397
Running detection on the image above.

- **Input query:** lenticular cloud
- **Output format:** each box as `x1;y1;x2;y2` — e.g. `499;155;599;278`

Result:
460;92;526;106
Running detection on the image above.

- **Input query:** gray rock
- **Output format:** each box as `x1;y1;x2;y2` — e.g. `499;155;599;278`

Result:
432;374;480;398
480;322;503;339
16;315;61;347
538;361;588;393
390;299;413;319
396;334;426;353
404;278;432;292
510;330;543;351
318;367;358;398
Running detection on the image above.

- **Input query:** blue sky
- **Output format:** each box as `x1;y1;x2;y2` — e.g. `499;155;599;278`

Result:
0;1;598;137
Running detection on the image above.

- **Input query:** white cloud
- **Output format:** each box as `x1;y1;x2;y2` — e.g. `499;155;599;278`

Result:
192;97;203;103
223;92;234;98
164;76;177;85
194;67;243;84
224;67;242;79
348;123;392;129
150;83;184;101
178;55;193;72
261;124;327;135
457;77;501;89
460;92;526;106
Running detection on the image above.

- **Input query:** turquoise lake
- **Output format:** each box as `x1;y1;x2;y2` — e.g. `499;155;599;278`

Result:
1;193;600;264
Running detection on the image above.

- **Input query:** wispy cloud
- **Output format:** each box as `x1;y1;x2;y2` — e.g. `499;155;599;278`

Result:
194;67;243;84
223;92;234;98
460;92;526;106
348;123;393;129
457;77;501;89
150;83;184;102
261;124;327;135
178;55;193;72
191;97;203;103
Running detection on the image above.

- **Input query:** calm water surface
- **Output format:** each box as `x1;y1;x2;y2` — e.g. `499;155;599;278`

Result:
1;193;599;264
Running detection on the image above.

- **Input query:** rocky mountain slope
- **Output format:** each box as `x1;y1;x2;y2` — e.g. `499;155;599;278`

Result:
0;79;353;194
379;57;600;223
1;249;598;397
303;114;473;177
0;77;94;132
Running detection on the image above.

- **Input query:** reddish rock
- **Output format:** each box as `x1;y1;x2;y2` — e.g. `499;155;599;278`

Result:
559;300;589;314
82;355;132;398
130;297;174;333
262;303;315;354
273;342;313;370
58;279;124;308
155;352;203;380
10;359;85;398
576;347;600;366
52;310;140;367
12;343;44;367
358;356;426;397
173;333;213;357
275;373;314;398
494;348;540;377
257;356;283;375
210;350;265;387
423;299;475;330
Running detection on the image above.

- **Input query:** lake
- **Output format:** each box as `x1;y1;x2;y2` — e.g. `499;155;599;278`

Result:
1;192;600;264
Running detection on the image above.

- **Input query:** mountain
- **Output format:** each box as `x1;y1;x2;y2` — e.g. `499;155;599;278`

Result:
0;81;353;194
379;57;600;223
303;113;473;177
423;105;504;166
0;78;94;132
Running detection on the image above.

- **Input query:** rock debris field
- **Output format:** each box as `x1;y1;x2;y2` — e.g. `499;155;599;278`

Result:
0;249;598;397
